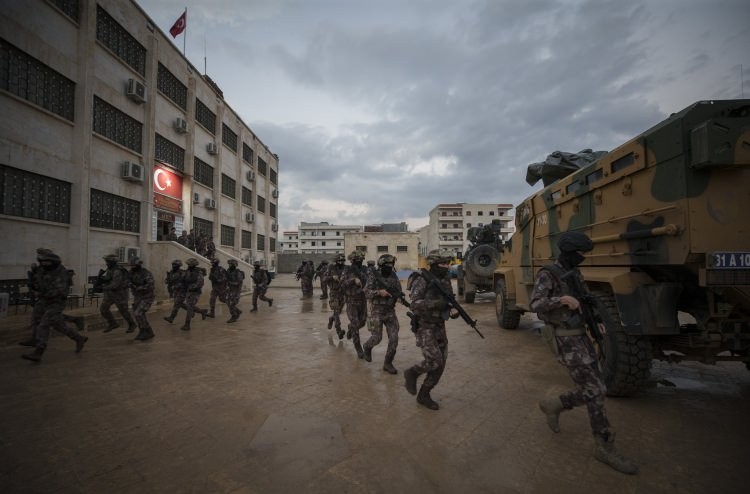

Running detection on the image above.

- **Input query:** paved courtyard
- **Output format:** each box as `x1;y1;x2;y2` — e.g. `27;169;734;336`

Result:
1;275;749;493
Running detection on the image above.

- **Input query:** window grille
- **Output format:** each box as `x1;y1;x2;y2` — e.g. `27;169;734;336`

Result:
256;233;266;250
90;188;139;232
269;237;276;252
222;123;237;153
241;229;252;249
242;142;254;164
256;194;265;213
397;246;408;252
257;157;267;176
221;174;236;199
220;224;235;246
193;217;212;237
154;134;184;170
0;164;71;223
241;186;252;207
270;168;277;185
269;202;276;218
93;96;142;153
157;63;187;110
195;98;216;134
49;0;79;22
95;5;146;76
194;157;214;188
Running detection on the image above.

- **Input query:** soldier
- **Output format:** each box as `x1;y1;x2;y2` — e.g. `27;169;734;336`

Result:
299;260;315;298
363;254;402;374
403;249;458;410
531;231;638;475
314;260;330;299
207;258;228;318
325;253;347;339
186;229;196;251
167;227;178;241
225;259;245;323
205;236;216;260
176;231;188;246
341;250;368;358
164;260;185;323
366;260;377;277
180;258;208;330
100;254;137;333
195;233;207;257
21;249;87;362
249;261;273;312
129;257;155;341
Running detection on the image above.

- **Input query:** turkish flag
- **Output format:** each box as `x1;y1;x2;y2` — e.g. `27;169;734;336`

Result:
153;165;183;199
169;11;186;38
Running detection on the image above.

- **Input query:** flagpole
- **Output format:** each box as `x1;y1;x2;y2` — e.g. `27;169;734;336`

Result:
183;8;187;57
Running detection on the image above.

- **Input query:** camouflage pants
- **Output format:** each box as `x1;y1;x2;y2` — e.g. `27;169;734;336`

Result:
364;307;400;360
101;290;135;326
328;291;345;330
252;286;271;307
168;291;186;319
556;334;610;437
346;297;367;346
132;295;154;329
413;323;448;388
183;291;205;323
33;300;82;349
226;287;241;317
210;285;227;311
319;279;328;297
301;278;313;297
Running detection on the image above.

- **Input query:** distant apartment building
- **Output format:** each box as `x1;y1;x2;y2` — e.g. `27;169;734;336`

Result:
297;222;361;255
423;203;514;256
280;231;300;253
344;232;420;271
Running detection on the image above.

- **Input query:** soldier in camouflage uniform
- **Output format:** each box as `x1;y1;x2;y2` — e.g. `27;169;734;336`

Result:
225;259;245;323
403;249;458;410
299;260;315;298
164;260;185;323
341;250;368;358
100;254;137;333
180;258;208;330
22;249;87;362
129;257;155;341
207;258;228;318
325;253;347;339
530;231;637;475
250;261;273;312
314;260;329;299
363;254;402;374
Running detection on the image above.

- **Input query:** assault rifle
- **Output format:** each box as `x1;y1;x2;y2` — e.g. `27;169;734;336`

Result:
556;267;608;344
372;271;410;308
93;269;106;293
419;268;484;339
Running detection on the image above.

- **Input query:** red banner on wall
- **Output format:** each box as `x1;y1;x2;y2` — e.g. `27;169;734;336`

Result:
154;193;182;214
153;164;183;200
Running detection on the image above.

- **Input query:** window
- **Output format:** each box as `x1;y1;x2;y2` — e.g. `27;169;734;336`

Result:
221;174;236;199
96;5;146;76
194;157;214;188
270;168;277;185
466;223;472;228
356;246;367;253
257;157;267;176
311;241;316;246
222;123;237;153
611;153;635;173
321;241;326;246
257;194;265;213
193;217;212;237
397;246;408;252
336;231;340;236
0;165;71;223
93;96;142;153
257;233;265;250
566;182;581;194
441;212;446;216
241;229;252;248
155;133;184;170
377;246;388;252
466;211;471;216
157;63;187;110
242;142;254;164
269;202;277;218
49;0;79;21
586;169;603;185
453;223;459;228
269;237;276;252
478;223;483;227
489;211;495;216
90;188;139;232
0;38;76;121
337;242;341;246
241;186;252;207
478;211;484;216
220;224;235;246
195;98;216;134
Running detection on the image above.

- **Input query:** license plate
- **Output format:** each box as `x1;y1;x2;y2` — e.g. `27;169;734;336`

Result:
709;252;750;269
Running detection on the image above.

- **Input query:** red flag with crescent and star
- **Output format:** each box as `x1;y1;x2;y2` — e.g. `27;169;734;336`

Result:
169;10;186;38
153;164;183;199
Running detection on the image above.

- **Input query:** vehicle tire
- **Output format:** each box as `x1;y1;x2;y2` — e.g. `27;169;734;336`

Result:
495;278;521;329
465;291;475;304
592;290;653;397
464;245;499;278
457;277;464;296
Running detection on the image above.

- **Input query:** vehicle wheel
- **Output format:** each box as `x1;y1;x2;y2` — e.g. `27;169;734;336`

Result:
464;245;499;278
495;278;521;329
457;277;464;296
465;291;475;304
592;290;653;397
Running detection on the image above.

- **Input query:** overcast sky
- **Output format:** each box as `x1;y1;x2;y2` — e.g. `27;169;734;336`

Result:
136;0;749;233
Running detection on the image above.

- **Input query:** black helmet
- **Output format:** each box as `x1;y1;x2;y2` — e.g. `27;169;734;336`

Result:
557;232;593;253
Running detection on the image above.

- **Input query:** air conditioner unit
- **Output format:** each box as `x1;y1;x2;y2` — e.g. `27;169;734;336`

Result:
121;161;144;182
245;212;254;223
116;246;140;263
126;79;146;104
174;117;188;134
272;189;279;198
193;192;200;204
207;142;218;155
271;223;278;232
246;170;255;181
205;198;217;209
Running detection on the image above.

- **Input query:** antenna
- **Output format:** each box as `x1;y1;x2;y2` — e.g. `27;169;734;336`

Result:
204;34;207;74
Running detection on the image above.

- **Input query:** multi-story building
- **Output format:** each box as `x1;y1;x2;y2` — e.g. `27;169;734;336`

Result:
0;0;279;291
280;231;300;253
344;232;419;271
423;203;514;256
297;222;361;255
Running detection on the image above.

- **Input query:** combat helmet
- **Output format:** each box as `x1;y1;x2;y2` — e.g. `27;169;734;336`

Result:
211;258;220;265
130;257;144;266
253;261;262;267
557;231;593;253
426;249;454;265
335;253;346;263
377;254;396;266
104;254;119;263
171;259;183;267
36;248;60;262
227;259;238;266
348;250;365;261
185;258;199;267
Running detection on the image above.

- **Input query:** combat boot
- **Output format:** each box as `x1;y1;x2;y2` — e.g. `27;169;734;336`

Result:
250;306;258;312
268;298;273;307
327;317;334;330
19;338;37;347
73;317;85;332
354;341;365;359
180;323;191;331
319;294;328;300
539;396;565;433
75;335;88;353
103;322;119;333
163;316;174;323
383;355;397;375
200;310;208;321
227;312;238;323
126;322;137;333
404;367;418;395
135;328;154;341
207;309;215;318
593;433;638;475
336;328;345;340
22;347;45;362
363;345;372;362
417;385;439;410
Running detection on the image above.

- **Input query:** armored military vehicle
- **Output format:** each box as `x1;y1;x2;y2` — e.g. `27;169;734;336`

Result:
494;99;750;396
457;220;505;303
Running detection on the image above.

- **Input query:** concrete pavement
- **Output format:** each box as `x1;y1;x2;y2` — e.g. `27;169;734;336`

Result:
1;274;749;493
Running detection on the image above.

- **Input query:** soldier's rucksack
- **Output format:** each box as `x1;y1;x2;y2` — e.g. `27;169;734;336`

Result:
406;271;421;292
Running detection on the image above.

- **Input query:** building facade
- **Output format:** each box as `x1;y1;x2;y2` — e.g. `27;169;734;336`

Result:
280;231;299;253
0;0;279;286
344;232;420;271
423;203;514;256
297;221;361;255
